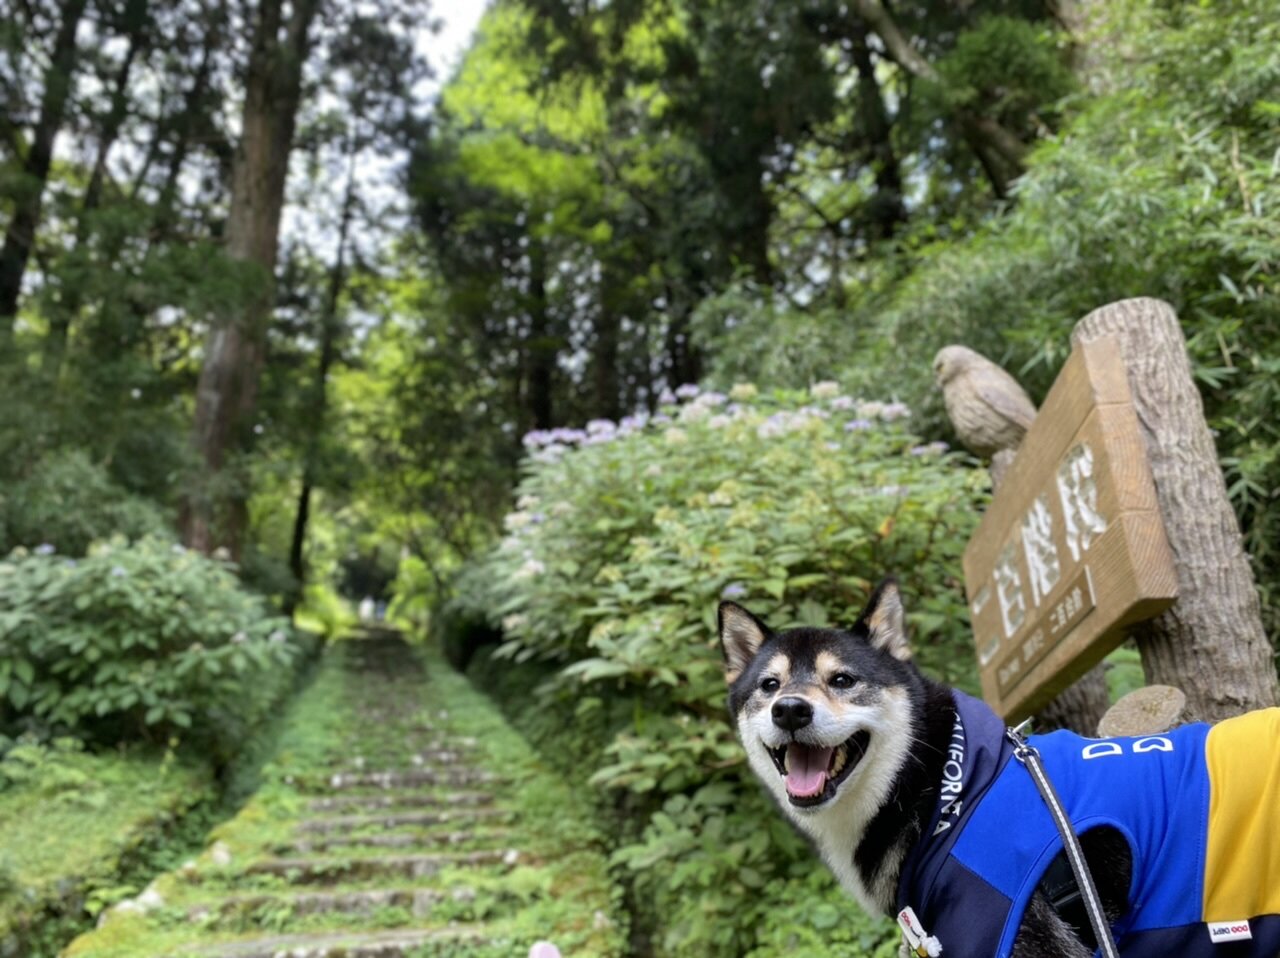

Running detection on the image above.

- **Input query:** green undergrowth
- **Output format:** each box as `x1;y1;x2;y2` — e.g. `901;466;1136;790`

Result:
0;745;213;958
0;632;322;958
446;386;985;955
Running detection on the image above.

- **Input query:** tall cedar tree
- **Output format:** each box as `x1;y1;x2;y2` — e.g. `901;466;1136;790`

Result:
181;0;322;556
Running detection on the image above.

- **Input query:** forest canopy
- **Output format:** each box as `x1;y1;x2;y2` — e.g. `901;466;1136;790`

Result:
3;0;1276;674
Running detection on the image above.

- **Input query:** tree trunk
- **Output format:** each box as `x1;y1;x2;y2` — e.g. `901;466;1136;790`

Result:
847;23;906;239
152;3;224;238
592;267;622;421
1072;297;1280;721
180;0;322;556
526;240;555;430
286;135;359;611
45;1;149;371
847;0;1027;197
1035;667;1110;733
0;0;90;335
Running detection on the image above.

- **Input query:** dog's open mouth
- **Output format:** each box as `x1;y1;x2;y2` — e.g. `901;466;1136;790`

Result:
767;730;871;807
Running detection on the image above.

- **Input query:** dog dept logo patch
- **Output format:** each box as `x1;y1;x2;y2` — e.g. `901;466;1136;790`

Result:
1207;920;1252;944
933;715;967;835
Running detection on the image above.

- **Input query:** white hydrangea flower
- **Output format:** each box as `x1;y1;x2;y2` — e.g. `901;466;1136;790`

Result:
514;558;547;580
504;511;533;531
810;380;840;399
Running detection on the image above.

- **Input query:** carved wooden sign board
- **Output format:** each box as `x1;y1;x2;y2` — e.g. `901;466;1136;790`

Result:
963;336;1179;721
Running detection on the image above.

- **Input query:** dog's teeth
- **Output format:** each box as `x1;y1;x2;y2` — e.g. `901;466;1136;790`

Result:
783;748;793;774
831;745;846;776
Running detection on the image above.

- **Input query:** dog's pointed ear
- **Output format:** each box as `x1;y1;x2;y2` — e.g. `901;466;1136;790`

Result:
719;601;770;684
859;579;911;661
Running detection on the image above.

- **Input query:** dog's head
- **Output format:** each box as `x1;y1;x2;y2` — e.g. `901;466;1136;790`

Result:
719;579;917;815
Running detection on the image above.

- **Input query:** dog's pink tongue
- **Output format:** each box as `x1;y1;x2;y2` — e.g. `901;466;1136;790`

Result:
786;744;833;797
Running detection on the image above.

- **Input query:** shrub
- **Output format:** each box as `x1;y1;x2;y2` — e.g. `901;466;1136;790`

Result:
850;1;1280;632
455;386;987;955
0;537;298;759
0;451;169;556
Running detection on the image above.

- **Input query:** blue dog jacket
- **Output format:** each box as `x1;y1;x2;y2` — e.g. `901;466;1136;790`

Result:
895;691;1280;957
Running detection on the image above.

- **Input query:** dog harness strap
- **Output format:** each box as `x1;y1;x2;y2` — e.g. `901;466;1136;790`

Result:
1007;723;1120;958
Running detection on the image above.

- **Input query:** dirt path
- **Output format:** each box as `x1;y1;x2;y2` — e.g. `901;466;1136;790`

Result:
63;630;624;957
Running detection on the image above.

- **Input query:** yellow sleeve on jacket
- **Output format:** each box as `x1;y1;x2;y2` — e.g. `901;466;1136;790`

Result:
1203;707;1280;923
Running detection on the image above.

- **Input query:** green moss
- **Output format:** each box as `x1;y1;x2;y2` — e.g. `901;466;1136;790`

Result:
61;638;626;957
0;748;212;957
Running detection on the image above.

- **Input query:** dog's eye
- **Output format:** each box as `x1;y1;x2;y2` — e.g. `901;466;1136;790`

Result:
830;673;856;689
760;677;780;693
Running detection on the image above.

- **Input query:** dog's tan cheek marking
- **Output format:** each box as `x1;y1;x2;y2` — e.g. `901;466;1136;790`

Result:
849;683;883;707
741;693;769;716
879;686;909;711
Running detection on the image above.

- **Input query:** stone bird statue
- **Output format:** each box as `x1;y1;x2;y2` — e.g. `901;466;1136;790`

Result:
933;345;1037;458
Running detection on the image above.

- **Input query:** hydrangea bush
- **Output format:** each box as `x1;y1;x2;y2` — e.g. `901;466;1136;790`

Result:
0;537;299;759
455;384;987;956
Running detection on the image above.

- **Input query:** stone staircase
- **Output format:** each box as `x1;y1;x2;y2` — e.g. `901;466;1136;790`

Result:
63;630;624;957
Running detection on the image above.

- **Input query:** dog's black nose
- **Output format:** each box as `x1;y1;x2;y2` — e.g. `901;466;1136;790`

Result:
772;697;813;732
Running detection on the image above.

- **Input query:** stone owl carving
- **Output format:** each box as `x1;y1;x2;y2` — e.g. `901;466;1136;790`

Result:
933;345;1037;458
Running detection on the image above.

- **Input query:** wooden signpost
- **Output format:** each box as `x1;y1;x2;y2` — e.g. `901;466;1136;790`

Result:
962;336;1179;721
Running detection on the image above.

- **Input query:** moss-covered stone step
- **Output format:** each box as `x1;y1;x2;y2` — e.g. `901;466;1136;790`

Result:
305;791;497;814
294;809;504;836
240;849;520;884
195;885;464;920
64;632;624;957
314;768;499;791
277;827;515;856
191;925;483;957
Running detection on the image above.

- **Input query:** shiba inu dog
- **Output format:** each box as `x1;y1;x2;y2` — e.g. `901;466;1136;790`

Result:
719;580;1280;957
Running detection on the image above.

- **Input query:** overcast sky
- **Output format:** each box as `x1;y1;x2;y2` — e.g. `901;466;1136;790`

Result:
424;0;488;95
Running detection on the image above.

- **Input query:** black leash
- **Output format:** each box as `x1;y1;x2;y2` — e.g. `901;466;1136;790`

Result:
1007;721;1121;958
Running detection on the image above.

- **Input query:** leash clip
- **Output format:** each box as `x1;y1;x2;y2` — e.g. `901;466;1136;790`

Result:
1006;718;1040;764
897;905;943;956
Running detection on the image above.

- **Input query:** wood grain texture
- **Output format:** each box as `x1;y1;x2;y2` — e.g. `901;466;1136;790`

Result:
1036;667;1110;733
963;338;1179;721
938;349;1107;732
1072;297;1280;721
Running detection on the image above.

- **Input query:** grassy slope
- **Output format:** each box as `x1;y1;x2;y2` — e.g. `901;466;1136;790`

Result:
0;748;212;956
